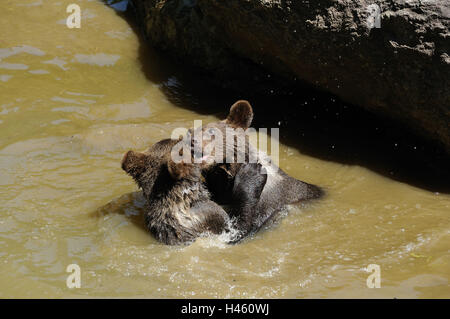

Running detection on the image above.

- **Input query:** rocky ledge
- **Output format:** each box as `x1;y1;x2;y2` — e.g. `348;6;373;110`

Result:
130;0;450;153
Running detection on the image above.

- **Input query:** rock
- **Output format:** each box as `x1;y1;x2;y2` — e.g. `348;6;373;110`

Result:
129;0;450;153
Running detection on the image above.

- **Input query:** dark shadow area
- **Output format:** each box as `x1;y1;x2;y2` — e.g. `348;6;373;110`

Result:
106;1;450;193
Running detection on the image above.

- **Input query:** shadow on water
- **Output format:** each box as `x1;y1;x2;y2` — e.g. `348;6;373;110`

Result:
106;1;450;193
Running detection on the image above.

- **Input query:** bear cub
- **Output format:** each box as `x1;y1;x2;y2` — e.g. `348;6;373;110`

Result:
189;100;324;239
121;138;267;245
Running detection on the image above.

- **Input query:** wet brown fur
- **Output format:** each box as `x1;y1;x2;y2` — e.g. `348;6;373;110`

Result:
122;139;229;245
189;100;324;241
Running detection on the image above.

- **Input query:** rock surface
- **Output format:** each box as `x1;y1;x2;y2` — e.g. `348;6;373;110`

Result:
130;0;450;152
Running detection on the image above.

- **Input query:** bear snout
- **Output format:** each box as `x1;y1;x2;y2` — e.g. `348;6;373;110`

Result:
121;150;133;172
121;150;147;174
121;150;149;178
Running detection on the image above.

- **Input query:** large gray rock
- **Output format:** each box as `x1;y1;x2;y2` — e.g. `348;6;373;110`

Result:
130;0;450;152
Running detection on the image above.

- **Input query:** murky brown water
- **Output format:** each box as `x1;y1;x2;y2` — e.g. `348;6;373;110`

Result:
0;0;449;298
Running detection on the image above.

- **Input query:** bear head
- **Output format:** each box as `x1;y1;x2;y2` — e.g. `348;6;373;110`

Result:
121;138;201;199
185;100;256;204
188;100;255;169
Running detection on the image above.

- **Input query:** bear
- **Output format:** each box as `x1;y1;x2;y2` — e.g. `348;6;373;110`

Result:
186;100;324;240
121;137;268;245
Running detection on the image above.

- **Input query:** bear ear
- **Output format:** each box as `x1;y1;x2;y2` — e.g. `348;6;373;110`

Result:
167;159;198;180
121;150;147;177
225;100;253;129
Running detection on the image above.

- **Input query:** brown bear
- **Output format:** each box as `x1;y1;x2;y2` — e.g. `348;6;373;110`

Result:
187;100;323;241
121;137;268;245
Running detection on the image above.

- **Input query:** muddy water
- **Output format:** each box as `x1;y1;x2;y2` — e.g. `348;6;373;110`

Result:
0;0;449;298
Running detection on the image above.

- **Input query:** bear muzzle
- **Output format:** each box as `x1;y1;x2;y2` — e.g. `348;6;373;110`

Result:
121;150;147;177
